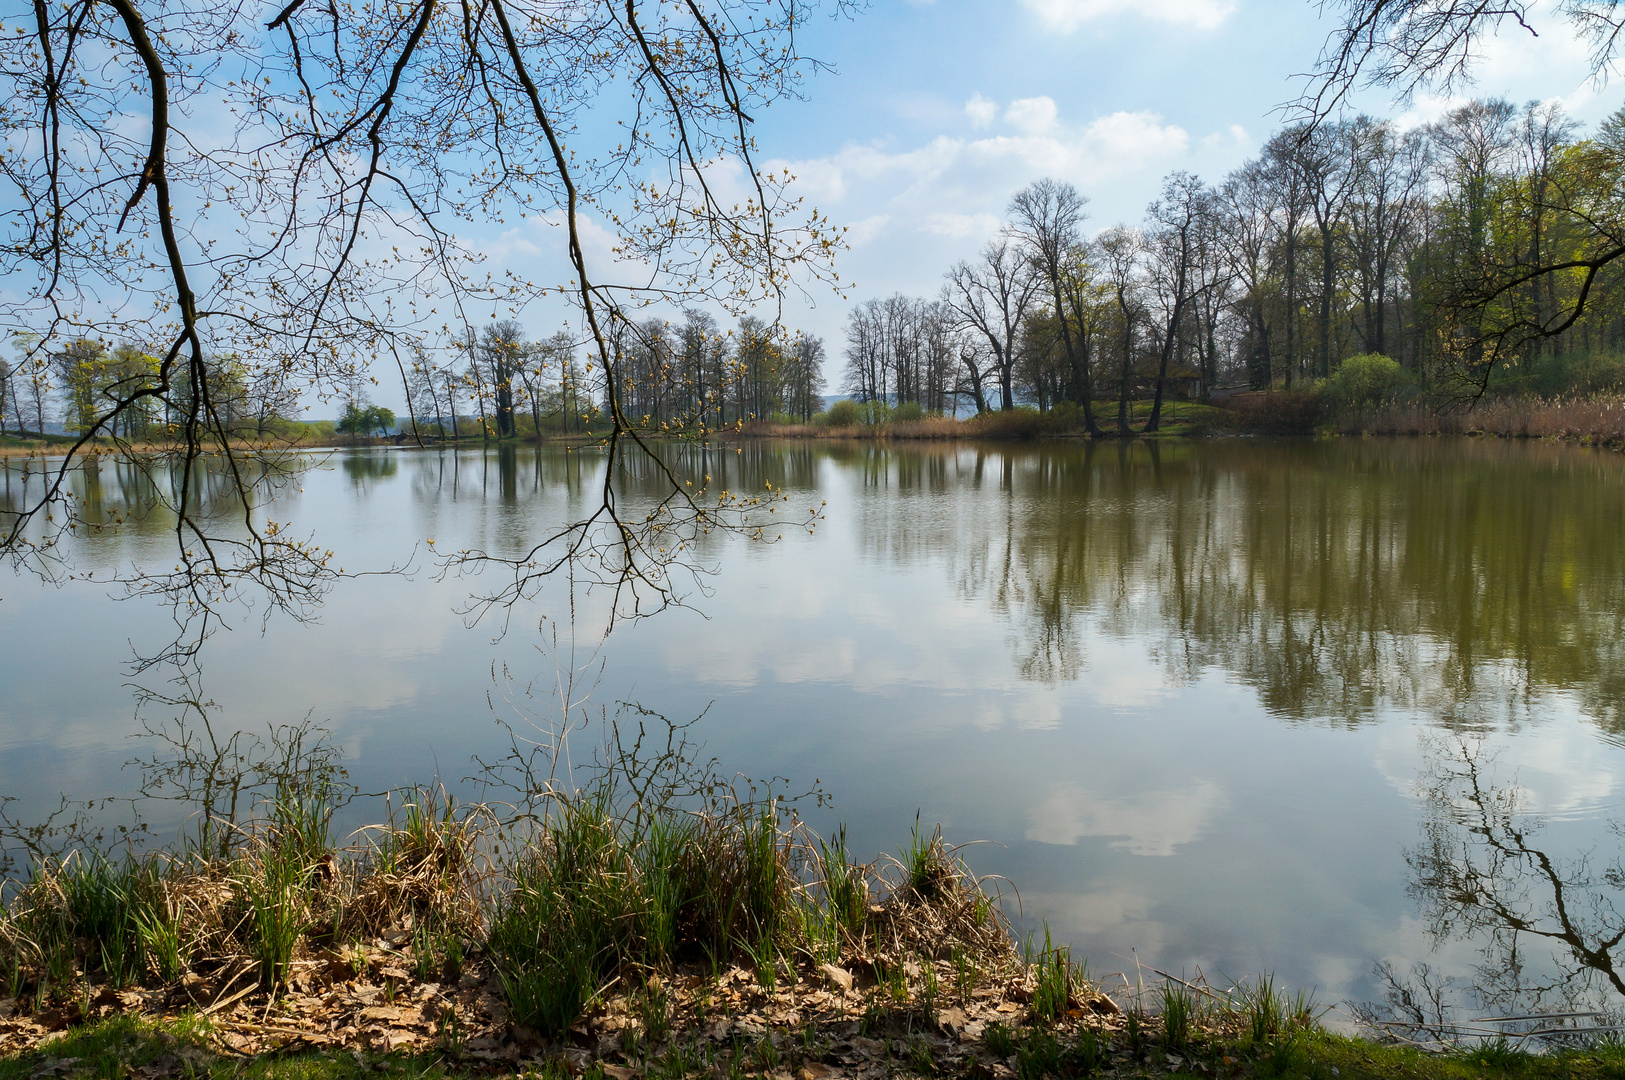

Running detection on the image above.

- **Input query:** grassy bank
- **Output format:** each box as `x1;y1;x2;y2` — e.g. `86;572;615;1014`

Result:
0;720;1030;1074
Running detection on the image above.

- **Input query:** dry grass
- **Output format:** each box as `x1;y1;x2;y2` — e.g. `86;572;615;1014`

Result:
1354;395;1625;443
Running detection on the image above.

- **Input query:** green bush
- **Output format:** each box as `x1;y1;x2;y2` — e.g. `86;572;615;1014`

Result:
818;399;865;427
857;399;892;425
1321;353;1412;415
891;401;927;422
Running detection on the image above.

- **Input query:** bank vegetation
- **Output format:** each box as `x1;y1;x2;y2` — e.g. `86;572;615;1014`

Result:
4;719;1624;1080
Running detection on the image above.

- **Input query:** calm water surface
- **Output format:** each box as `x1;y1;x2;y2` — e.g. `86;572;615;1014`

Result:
5;437;1625;1023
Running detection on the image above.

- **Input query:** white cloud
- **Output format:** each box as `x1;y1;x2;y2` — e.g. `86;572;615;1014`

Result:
1085;110;1191;162
1005;96;1059;135
782;156;848;203
1201;123;1253;151
488;210;627;276
846;214;893;247
766;108;1188;217
921;211;1004;238
753;103;1195;311
1026;779;1226;855
965;93;998;130
1020;0;1235;31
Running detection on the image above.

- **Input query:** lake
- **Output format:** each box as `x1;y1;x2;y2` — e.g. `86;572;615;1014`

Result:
5;437;1625;1028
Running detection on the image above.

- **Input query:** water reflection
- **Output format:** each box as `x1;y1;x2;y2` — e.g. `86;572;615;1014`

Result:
1356;735;1625;1040
828;439;1625;731
342;450;399;485
0;453;309;560
11;439;1625;733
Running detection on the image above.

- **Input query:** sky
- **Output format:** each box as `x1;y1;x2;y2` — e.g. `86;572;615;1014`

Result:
411;0;1625;402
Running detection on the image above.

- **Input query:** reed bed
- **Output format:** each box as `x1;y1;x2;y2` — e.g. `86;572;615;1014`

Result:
1352;395;1625;443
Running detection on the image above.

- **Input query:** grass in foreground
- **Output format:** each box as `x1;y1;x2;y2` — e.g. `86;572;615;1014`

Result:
4;723;1621;1080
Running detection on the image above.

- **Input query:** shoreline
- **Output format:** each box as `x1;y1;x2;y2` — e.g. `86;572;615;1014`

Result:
9;393;1625;458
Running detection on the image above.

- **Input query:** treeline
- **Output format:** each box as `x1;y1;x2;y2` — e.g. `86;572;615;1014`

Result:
0;337;303;439
840;98;1625;433
0;311;831;443
406;313;826;438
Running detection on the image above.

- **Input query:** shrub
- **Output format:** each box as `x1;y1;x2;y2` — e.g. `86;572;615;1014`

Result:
1321;353;1413;416
857;399;892;425
891;401;927;423
818;399;864;427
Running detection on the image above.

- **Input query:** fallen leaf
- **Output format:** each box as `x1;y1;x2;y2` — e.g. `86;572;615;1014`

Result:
477;993;509;1024
818;964;853;993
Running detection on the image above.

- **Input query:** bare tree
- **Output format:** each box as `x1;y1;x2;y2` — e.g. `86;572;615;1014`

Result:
1220;164;1280;389
1294;122;1361;378
1142;172;1215;432
0;0;841;642
1260;131;1313;386
1345;118;1429;359
1094;226;1143;434
1009;179;1101;435
943;236;1041;412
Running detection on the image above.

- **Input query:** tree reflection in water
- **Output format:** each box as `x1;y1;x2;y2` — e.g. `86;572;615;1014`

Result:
833;438;1625;731
1356;735;1625;1044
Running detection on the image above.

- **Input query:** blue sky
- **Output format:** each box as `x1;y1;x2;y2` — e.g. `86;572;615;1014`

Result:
444;0;1623;398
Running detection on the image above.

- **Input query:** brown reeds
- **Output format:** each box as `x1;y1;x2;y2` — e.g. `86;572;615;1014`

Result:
1351;395;1625;443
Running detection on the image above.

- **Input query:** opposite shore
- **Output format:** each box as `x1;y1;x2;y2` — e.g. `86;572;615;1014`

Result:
9;390;1625;458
